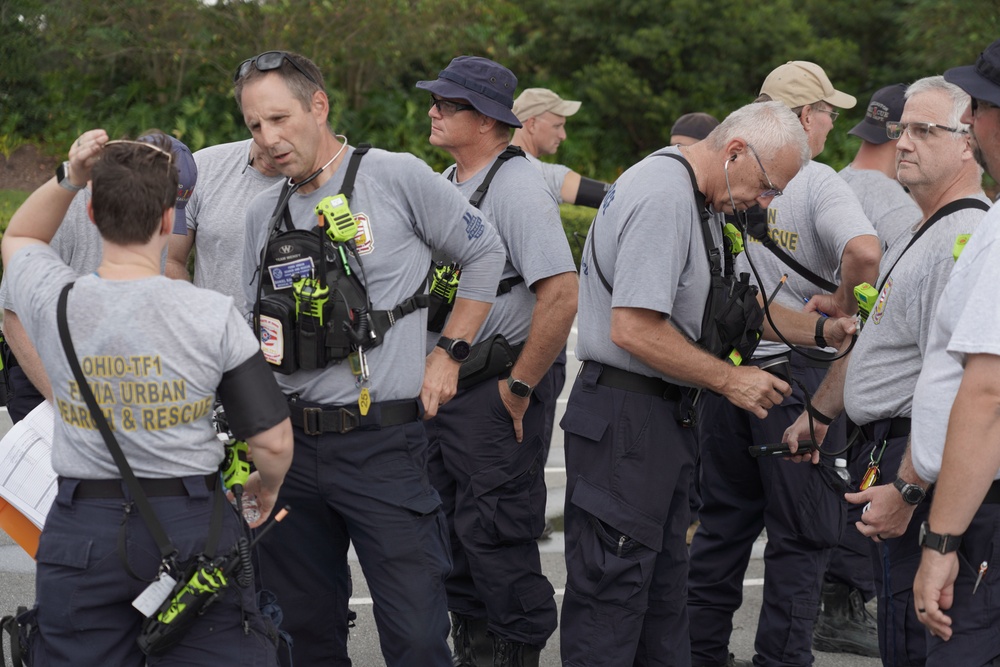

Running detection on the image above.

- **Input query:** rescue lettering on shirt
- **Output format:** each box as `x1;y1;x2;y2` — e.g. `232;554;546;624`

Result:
58;355;212;433
746;207;800;252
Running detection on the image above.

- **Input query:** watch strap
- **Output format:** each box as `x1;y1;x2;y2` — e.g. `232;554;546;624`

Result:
506;376;533;398
814;317;828;348
806;402;834;426
56;161;85;193
919;521;962;554
893;477;926;505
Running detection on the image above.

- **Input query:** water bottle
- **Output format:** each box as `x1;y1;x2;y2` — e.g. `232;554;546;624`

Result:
241;493;261;525
834;457;852;489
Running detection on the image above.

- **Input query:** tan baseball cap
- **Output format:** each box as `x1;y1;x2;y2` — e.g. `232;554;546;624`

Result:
760;61;857;110
512;88;582;122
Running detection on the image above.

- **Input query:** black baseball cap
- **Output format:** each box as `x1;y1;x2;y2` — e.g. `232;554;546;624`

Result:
848;84;908;145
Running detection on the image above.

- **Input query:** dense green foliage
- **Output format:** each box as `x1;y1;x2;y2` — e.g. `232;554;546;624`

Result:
2;0;998;179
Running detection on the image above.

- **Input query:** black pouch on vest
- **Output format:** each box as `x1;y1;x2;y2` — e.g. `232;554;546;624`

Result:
699;272;764;364
457;334;522;390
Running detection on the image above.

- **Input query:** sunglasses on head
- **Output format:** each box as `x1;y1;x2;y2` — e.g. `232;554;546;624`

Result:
233;51;320;86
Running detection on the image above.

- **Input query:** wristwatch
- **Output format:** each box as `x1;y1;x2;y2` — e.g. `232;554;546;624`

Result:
55;161;85;192
506;376;533;398
893;477;926;505
918;521;962;554
436;336;471;362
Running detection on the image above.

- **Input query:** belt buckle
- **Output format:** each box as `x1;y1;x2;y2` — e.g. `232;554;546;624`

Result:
302;407;323;436
336;408;359;434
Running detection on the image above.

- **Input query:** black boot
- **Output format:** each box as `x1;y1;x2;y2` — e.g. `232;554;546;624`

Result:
451;613;492;667
692;652;751;667
812;581;879;657
493;636;542;667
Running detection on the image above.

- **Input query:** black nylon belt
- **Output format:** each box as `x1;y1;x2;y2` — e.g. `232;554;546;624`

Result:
858;417;911;443
288;398;420;435
582;361;684;402
68;474;217;499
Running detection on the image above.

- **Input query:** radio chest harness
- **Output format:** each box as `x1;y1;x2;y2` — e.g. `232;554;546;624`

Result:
252;144;427;377
589;152;763;365
427;145;527;333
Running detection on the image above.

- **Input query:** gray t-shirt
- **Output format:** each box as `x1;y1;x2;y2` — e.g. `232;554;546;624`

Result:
0;189;103;312
242;146;505;405
443;152;576;346
523;151;572;204
844;196;989;424
7;244;260;479
185;139;283;302
839;166;921;250
739;160;878;357
576;147;719;386
912;201;1000;483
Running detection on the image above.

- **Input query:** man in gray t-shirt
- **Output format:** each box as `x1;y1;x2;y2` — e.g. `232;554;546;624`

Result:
166;138;282;304
416;57;578;663
1;135;197;424
813;82;917;658
689;61;882;667
840;83;922;249
563;101;810;667
510;87;610;208
235;51;505;667
785;76;989;666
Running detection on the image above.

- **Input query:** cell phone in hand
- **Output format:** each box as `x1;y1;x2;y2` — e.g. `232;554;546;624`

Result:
748;440;816;458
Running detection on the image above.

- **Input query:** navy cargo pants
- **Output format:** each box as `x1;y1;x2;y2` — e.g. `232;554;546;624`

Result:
688;355;846;667
29;476;277;666
559;361;697;667
424;376;558;647
257;418;453;667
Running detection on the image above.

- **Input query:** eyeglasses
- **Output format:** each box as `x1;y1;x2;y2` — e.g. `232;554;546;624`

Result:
885;121;967;140
233;51;320;86
972;98;999;115
430;96;477;116
747;144;783;198
813;106;840;122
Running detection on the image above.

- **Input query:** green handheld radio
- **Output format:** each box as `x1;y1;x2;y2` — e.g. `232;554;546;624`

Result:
430;263;461;305
221;440;250;490
315;195;358;243
854;282;879;325
722;222;744;256
293;275;330;324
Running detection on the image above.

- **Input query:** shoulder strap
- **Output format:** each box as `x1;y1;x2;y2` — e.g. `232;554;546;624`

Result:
57;284;226;566
742;207;839;293
876;197;991;293
340;143;371;203
588;152;716;295
448;145;526;209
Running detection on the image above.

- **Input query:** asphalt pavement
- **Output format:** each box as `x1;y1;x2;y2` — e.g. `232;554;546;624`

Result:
0;322;882;665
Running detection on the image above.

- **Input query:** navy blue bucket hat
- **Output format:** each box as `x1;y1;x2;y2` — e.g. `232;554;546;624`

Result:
416;56;522;128
945;39;1000;107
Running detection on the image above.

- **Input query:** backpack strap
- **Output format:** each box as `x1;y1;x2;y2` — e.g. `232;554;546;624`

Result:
448;145;526;209
742;207;838;293
589;151;717;294
875;197;991;292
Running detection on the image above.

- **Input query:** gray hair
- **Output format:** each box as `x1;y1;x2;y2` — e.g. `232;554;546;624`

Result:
905;75;971;134
708;101;810;167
